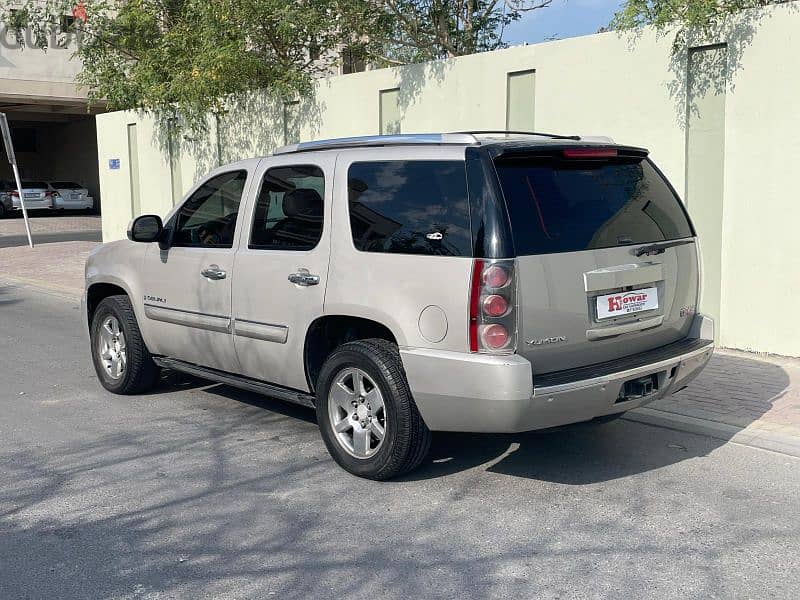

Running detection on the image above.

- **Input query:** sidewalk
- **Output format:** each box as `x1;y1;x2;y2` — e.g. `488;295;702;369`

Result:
1;235;799;458
0;240;97;297
626;350;800;457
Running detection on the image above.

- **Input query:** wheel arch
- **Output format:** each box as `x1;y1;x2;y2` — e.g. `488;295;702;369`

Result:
303;315;399;393
86;280;132;331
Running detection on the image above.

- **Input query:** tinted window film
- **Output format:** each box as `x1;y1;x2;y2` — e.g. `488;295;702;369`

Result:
494;156;693;256
348;161;471;256
249;165;325;251
172;170;247;248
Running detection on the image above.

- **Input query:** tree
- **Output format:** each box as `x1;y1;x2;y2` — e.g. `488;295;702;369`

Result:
1;0;361;129
0;0;552;129
356;1;553;65
610;0;789;48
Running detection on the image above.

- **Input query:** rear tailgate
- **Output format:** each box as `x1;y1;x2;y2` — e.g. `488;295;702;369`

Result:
493;147;699;375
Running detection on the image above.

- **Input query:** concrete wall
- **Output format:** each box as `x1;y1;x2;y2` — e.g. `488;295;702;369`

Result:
95;2;800;357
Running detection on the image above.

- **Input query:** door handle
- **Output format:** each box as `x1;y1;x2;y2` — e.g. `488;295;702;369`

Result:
201;264;227;280
288;270;320;286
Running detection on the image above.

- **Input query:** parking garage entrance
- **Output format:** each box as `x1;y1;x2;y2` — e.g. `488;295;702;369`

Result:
0;106;101;214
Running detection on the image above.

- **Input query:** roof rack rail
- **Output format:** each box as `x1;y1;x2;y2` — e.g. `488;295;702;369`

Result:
452;130;581;141
274;133;478;155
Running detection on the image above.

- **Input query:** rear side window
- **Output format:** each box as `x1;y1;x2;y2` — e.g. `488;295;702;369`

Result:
249;165;325;251
348;160;471;256
494;156;694;256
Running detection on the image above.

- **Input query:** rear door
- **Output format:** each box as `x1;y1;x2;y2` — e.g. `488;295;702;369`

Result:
231;154;334;391
493;148;699;374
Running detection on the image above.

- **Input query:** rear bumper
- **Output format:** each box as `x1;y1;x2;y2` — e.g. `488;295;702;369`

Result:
402;314;714;433
54;196;94;210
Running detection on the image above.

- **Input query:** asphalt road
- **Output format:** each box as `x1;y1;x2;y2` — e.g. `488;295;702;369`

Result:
1;284;798;600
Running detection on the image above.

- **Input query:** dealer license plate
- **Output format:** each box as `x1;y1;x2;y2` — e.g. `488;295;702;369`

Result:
596;287;658;320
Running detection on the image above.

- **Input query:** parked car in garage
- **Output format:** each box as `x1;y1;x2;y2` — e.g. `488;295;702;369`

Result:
0;180;54;217
48;181;94;212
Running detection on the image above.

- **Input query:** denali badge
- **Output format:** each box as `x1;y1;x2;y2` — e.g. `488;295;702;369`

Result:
526;336;567;346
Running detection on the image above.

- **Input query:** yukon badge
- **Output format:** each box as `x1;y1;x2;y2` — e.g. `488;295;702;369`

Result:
526;336;567;346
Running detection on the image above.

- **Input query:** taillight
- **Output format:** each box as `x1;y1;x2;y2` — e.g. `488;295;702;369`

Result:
10;190;19;197
469;258;517;354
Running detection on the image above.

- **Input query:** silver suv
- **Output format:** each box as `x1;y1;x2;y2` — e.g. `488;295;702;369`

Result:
84;132;714;479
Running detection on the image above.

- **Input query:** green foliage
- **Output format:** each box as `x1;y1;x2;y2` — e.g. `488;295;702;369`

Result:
610;1;787;46
0;0;553;130
358;1;553;65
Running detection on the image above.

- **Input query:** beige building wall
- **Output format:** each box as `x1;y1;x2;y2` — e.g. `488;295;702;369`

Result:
95;2;800;357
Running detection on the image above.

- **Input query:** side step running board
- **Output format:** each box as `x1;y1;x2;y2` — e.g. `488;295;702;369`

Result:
153;356;316;408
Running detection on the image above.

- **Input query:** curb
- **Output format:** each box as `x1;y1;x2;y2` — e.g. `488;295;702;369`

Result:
624;407;800;459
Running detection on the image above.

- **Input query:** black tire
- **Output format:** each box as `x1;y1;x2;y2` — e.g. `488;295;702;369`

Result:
316;339;431;480
90;295;160;394
0;203;6;218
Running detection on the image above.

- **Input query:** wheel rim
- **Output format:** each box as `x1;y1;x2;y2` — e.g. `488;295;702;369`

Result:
328;367;387;459
97;316;127;380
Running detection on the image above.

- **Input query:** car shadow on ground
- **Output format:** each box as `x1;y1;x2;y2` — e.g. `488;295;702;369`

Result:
143;351;791;484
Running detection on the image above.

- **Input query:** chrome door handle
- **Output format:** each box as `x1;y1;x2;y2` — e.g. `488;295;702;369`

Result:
201;264;227;280
288;271;320;286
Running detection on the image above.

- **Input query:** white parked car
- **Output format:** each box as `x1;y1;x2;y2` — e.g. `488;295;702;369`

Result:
0;180;54;217
48;181;94;212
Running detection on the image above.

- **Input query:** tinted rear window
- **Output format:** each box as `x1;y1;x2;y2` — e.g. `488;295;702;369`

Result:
348;160;471;256
22;181;48;189
494;156;693;256
50;181;82;189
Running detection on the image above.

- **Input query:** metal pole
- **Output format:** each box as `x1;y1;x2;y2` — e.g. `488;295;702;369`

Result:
1;112;34;248
11;162;34;248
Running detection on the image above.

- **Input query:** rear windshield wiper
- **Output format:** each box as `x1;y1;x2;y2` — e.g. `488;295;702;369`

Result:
634;238;695;257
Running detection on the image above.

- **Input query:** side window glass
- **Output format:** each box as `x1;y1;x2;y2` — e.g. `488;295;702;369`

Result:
249;165;325;251
172;170;247;248
347;161;472;256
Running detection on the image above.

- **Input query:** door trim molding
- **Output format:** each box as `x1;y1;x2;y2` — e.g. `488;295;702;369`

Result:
144;303;231;333
233;318;289;344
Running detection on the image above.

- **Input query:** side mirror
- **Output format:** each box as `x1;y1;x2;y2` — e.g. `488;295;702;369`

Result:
127;215;163;243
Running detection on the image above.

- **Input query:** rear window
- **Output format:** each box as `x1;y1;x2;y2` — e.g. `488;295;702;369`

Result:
347;160;471;256
50;181;82;189
494;156;693;256
22;181;48;189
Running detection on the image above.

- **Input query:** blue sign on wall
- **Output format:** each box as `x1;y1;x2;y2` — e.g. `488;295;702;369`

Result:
109;158;121;170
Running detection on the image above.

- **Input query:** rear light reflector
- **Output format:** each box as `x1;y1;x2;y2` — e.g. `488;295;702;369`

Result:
468;258;517;354
482;264;510;288
482;294;509;317
562;148;618;159
480;324;510;350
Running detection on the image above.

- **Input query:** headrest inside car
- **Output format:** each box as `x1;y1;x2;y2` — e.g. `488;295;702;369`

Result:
282;189;323;220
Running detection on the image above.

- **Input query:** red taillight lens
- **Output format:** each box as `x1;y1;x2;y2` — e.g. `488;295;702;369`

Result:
469;259;516;354
480;324;509;350
482;294;509;317
10;191;19;197
482;264;509;288
562;148;618;159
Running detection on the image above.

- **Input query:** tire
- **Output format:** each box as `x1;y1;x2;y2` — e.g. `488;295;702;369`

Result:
0;204;5;219
316;338;431;480
90;295;160;394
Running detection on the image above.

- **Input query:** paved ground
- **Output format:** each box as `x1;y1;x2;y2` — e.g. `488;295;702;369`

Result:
2;213;798;459
1;283;799;599
0;214;102;249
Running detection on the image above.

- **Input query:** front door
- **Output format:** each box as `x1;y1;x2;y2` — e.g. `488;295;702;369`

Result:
231;156;334;391
140;169;251;373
